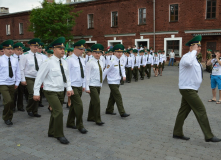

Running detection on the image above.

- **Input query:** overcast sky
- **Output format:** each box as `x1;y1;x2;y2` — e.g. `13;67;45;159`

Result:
0;0;67;13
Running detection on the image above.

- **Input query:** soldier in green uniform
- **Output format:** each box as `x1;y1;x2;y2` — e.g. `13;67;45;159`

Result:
173;35;221;142
13;42;25;112
33;37;73;144
197;52;202;63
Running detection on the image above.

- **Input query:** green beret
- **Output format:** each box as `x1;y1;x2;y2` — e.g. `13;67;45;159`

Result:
28;38;41;46
185;35;202;46
1;40;14;49
51;37;65;48
91;44;104;52
13;42;24;49
39;42;44;48
133;49;138;53
67;48;74;52
139;50;144;53
0;45;3;50
47;50;54;54
73;39;86;49
113;44;124;52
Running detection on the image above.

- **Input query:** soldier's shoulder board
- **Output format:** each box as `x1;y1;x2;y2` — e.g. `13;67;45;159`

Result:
23;52;29;55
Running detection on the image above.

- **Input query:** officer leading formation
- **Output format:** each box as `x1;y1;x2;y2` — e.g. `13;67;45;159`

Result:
0;35;220;144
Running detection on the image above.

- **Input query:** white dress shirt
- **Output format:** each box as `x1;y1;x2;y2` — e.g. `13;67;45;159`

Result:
125;56;134;68
133;55;141;67
158;54;163;63
100;55;106;69
33;55;72;96
140;55;147;66
0;54;21;86
146;54;153;65
85;57;104;91
162;54;166;62
20;50;43;82
85;55;93;63
103;55;126;84
40;53;48;61
68;53;86;88
179;50;202;90
153;56;159;65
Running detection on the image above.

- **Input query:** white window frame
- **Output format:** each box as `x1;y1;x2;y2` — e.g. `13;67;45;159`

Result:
87;14;94;29
135;37;150;49
164;35;182;57
6;24;10;35
138;8;146;25
107;37;122;47
19;23;24;34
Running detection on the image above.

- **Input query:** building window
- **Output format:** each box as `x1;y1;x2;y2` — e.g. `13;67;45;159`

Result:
139;8;146;25
6;24;10;35
88;14;94;29
166;40;180;57
207;0;216;19
111;11;118;27
170;4;178;22
19;23;24;34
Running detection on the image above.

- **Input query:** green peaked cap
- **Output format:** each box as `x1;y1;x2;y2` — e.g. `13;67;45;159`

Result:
113;44;124;52
23;47;30;52
109;49;113;52
85;48;92;53
73;39;86;49
13;42;24;49
0;45;3;50
154;52;158;55
51;37;65;48
28;38;41;46
91;43;104;52
185;35;202;46
1;39;14;49
158;50;162;53
47;50;54;54
133;49;138;53
67;48;74;52
139;50;144;53
39;42;44;48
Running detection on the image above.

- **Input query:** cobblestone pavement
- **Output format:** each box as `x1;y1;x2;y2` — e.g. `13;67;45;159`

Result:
0;66;221;160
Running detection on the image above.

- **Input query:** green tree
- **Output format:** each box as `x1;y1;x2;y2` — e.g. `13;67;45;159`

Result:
29;0;81;43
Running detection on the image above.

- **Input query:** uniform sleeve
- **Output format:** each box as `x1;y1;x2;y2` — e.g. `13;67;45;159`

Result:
85;61;93;91
143;56;147;65
181;50;197;67
138;57;141;67
19;55;27;82
82;59;86;88
65;61;72;91
103;62;114;80
122;65;126;77
15;60;21;86
131;58;134;69
33;61;50;96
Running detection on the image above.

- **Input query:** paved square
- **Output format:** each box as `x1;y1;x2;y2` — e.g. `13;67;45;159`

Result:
0;66;221;160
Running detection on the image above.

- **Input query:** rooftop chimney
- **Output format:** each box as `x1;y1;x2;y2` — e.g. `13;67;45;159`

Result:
0;7;9;15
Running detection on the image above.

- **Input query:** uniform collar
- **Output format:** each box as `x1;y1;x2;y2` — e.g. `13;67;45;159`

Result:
52;55;60;61
73;53;79;59
13;53;18;58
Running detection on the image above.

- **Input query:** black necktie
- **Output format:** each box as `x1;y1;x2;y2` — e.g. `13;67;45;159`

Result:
155;58;156;62
110;56;112;60
98;60;102;83
119;60;122;77
196;57;203;79
59;60;67;83
141;56;143;64
87;56;89;62
34;53;39;71
78;57;84;78
135;57;136;64
18;55;20;61
126;57;128;65
8;57;13;78
147;55;149;61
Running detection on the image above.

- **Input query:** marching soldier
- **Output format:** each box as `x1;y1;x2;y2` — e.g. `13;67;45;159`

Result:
103;44;130;118
0;45;3;56
158;50;163;76
145;49;153;79
153;53;159;77
173;35;221;142
133;49;140;82
33;37;73;144
20;38;43;117
66;39;88;134
13;42;25;112
125;50;134;83
162;50;166;71
85;48;92;63
139;50;146;80
0;40;21;125
85;44;105;126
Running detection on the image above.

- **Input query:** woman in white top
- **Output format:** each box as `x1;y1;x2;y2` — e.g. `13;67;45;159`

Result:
168;49;175;66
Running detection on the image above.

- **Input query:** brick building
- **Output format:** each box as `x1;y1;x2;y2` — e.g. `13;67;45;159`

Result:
0;0;220;61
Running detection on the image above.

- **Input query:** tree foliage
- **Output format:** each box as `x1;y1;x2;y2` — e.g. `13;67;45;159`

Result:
29;0;81;43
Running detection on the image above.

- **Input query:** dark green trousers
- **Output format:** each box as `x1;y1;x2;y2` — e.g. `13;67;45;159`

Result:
125;67;132;82
0;85;15;121
145;64;151;78
39;88;43;105
133;66;139;81
106;84;126;115
44;90;64;138
26;77;39;114
173;89;214;140
139;65;145;78
14;83;24;110
87;86;102;123
162;61;165;71
66;86;84;129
